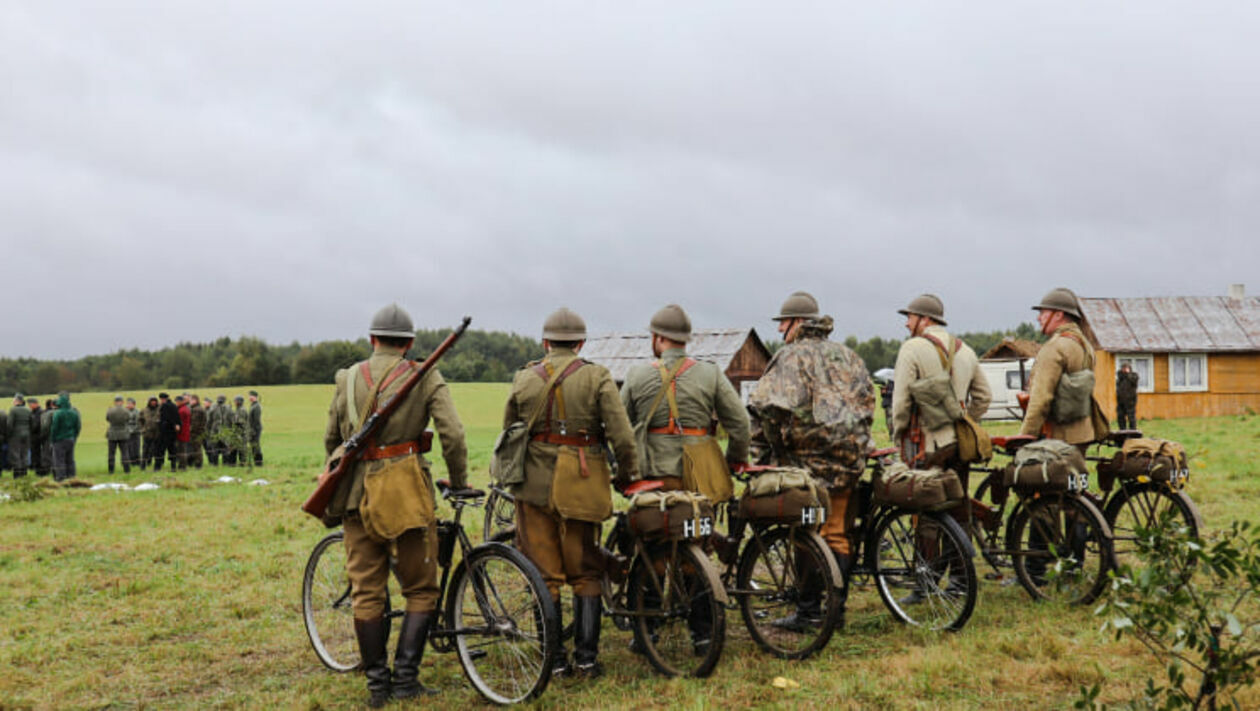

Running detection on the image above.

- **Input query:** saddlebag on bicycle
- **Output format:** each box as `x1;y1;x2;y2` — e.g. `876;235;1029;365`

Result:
1103;438;1189;486
627;490;716;541
871;462;964;512
1003;439;1090;493
738;467;831;527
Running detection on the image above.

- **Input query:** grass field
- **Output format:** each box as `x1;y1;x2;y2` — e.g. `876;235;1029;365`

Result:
2;384;1258;710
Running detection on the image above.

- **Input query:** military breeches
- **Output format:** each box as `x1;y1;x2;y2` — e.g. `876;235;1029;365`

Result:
514;500;603;599
819;487;858;557
343;515;439;620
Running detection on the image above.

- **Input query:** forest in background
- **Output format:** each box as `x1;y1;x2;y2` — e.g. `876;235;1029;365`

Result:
0;323;1043;395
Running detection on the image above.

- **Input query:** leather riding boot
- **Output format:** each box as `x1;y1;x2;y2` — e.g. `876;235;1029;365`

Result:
573;596;603;678
354;616;392;708
833;553;852;629
551;598;571;678
392;612;438;699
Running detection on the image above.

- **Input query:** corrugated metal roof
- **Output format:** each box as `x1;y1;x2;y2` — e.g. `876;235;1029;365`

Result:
1080;296;1260;352
580;328;763;382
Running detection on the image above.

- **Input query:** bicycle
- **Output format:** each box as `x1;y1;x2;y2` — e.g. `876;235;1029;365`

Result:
966;435;1115;605
302;481;560;705
1086;430;1204;575
847;448;978;631
710;465;844;660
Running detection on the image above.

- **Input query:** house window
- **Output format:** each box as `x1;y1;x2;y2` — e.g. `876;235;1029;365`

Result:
1115;355;1154;393
1168;354;1208;393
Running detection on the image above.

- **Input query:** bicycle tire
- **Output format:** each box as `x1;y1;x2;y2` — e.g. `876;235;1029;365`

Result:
735;526;843;659
1104;482;1202;577
302;531;359;672
630;541;726;678
972;478;1015;576
483;488;517;544
446;541;559;705
871;509;977;631
1008;493;1113;604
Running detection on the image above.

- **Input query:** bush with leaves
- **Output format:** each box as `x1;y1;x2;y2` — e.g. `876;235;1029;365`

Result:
1077;516;1260;710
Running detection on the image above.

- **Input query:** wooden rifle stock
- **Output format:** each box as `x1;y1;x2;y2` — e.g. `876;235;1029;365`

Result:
301;316;472;521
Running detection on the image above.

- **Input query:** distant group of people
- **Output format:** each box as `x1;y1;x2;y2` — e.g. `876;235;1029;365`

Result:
105;391;265;475
0;390;263;482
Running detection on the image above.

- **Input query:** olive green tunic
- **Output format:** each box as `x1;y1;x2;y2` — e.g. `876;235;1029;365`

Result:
620;347;750;478
323;345;468;518
1020;323;1096;444
503;347;638;510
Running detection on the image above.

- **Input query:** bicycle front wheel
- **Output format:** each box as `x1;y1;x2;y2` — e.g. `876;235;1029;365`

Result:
482;487;516;544
447;542;558;705
735;526;843;659
1008;493;1113;604
630;541;726;678
302;531;359;672
1104;483;1202;576
872;509;977;631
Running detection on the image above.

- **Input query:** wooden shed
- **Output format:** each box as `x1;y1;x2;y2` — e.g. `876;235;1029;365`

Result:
579;328;771;400
1079;286;1260;420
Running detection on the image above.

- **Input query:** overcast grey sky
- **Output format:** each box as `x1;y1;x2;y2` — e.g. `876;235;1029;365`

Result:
4;2;1257;359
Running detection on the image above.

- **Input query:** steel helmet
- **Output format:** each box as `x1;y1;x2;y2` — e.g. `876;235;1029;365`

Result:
542;307;587;341
369;303;416;338
649;304;692;343
1032;287;1082;320
897;293;947;325
773;291;820;321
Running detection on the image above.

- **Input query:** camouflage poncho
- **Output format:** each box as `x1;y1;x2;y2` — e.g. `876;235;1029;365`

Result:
749;316;875;487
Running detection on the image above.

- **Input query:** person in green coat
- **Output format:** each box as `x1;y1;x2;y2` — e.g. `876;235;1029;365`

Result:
8;395;31;477
105;395;131;474
50;392;81;481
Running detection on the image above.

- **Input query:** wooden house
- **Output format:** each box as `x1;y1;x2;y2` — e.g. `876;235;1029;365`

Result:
578;328;771;400
1079;286;1260;420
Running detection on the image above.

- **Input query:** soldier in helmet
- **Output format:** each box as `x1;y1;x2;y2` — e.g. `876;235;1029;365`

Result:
504;307;638;678
748;291;874;631
889;294;991;603
1021;287;1103;447
324;303;468;707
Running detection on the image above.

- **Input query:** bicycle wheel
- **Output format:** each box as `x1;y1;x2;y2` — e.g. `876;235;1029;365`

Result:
483;487;516;544
1104;483;1202;575
972;478;1015;576
1008;493;1113;604
871;509;977;631
630;541;726;678
302;531;359;672
735;526;842;659
447;542;558;705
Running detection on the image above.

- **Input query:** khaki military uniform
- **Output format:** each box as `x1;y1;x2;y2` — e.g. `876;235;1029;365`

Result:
749;317;874;557
324;344;468;619
620;347;749;493
505;347;637;599
1020;323;1096;445
890;325;991;458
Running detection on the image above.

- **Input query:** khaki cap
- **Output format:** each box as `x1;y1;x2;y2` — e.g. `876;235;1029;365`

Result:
542;307;587;341
1032;287;1082;320
898;293;947;325
649;304;692;343
773;291;820;321
369;303;416;338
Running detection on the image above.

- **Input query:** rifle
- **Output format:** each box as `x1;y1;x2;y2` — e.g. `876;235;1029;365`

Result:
301;316;472;521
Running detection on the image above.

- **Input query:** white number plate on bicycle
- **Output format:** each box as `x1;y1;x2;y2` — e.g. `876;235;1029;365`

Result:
1066;471;1090;493
682;516;714;539
801;506;827;526
1170;468;1190;488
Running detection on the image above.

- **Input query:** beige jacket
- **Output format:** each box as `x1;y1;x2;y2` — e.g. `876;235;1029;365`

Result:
891;325;991;454
1020;323;1096;444
323;344;468;517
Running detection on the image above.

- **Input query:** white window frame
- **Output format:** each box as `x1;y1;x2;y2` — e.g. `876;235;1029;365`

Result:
1168;353;1209;393
1114;354;1154;394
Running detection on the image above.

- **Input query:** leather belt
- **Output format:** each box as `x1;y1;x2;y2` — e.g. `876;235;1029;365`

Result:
531;433;602;447
648;426;710;436
361;441;424;461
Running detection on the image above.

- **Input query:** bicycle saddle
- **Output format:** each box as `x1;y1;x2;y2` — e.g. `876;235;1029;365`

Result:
990;434;1036;452
622;479;664;496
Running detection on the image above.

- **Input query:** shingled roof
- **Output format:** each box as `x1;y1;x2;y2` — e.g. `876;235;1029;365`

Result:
1080;296;1260;352
579;328;767;382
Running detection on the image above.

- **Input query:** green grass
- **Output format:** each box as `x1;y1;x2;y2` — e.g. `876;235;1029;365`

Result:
1;384;1258;709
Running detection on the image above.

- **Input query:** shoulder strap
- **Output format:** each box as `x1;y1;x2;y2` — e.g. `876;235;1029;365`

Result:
524;357;584;433
644;357;692;432
1059;330;1095;369
350;357;404;430
919;333;957;374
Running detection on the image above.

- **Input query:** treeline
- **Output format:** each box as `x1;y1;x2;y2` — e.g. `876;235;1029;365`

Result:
765;322;1046;374
0;329;543;396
